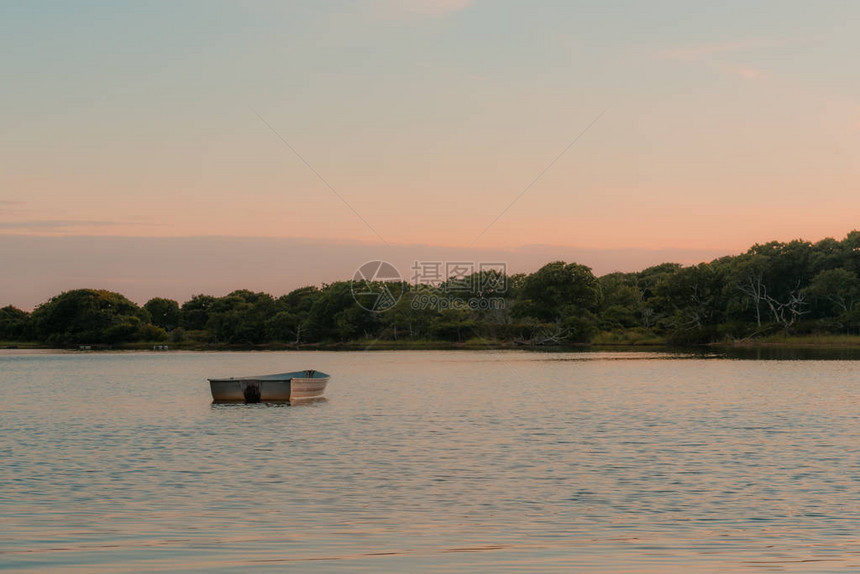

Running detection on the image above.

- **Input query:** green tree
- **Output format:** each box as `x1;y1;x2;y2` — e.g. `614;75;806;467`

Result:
304;282;377;342
30;289;151;345
278;286;320;313
842;231;860;274
144;298;180;331
652;263;728;344
430;308;476;342
376;285;439;340
206;290;275;344
806;268;859;316
0;306;29;341
598;272;643;330
180;294;216;331
515;261;602;322
744;241;814;331
266;286;320;343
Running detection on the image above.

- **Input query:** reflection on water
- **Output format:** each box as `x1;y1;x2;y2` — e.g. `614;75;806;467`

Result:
209;398;328;409
715;345;860;361
1;350;859;572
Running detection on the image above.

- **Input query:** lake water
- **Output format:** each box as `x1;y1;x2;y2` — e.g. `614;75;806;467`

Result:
2;350;859;572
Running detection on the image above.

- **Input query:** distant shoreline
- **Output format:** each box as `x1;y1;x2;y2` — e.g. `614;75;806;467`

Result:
6;334;860;352
709;335;860;349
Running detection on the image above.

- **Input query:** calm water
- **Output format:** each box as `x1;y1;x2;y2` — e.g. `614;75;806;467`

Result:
2;350;859;572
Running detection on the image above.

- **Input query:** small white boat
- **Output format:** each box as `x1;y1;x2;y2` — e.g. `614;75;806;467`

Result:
208;370;329;403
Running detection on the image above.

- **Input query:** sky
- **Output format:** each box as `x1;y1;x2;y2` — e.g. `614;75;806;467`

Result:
1;1;859;307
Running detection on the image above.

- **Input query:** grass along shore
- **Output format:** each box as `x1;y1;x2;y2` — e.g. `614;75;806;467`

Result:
7;332;860;351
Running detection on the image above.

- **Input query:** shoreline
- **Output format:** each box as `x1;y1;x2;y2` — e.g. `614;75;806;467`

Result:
6;334;860;352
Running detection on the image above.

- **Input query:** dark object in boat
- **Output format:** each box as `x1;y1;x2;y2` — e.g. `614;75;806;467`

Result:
242;382;261;403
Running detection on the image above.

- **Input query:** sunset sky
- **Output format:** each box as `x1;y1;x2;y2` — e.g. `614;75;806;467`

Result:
2;1;859;307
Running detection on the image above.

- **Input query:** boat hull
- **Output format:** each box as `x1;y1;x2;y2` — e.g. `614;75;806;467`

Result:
288;376;329;401
209;371;329;403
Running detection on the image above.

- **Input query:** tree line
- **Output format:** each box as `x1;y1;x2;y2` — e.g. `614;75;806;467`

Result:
2;232;860;347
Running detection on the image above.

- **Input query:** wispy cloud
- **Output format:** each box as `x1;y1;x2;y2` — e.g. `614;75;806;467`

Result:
658;37;787;80
0;220;162;232
375;0;472;19
658;38;779;62
0;220;118;230
731;65;769;80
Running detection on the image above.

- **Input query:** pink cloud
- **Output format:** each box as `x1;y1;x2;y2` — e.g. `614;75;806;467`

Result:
659;38;776;80
731;65;769;80
658;37;790;62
